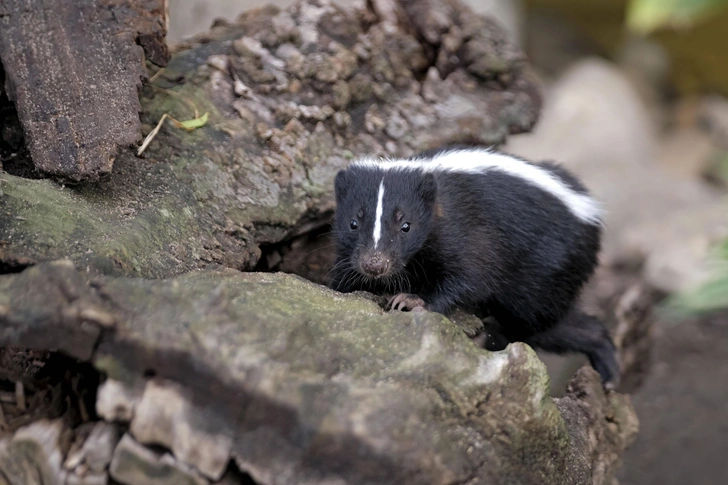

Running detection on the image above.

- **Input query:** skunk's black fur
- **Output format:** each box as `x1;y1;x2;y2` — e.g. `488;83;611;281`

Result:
330;146;619;386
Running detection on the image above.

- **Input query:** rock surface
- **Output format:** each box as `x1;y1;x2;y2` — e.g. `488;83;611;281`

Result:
0;419;67;485
0;0;540;280
0;261;638;485
168;0;524;47
110;434;209;485
129;380;232;480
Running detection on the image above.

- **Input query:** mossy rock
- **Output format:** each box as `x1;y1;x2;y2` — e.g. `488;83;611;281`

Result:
0;261;637;485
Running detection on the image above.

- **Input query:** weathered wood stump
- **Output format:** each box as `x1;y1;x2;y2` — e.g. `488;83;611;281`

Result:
0;0;168;181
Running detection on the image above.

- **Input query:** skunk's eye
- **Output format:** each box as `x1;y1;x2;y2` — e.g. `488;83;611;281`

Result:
401;222;411;233
350;220;359;230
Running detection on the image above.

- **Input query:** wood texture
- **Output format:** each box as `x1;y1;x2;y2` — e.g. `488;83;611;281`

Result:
0;0;168;181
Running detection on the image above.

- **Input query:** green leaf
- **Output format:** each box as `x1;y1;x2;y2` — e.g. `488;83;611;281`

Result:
666;275;728;317
627;0;728;34
179;112;209;130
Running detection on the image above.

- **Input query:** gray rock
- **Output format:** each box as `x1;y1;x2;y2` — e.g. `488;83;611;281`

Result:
385;111;409;139
0;419;67;485
0;259;101;361
64;422;120;474
66;473;108;485
96;379;143;423
130;380;233;481
110;434;209;485
1;262;638;485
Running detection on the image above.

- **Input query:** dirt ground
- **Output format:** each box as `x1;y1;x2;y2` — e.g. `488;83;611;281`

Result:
618;311;728;485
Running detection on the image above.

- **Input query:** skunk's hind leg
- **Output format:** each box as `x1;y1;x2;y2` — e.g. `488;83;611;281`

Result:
524;308;620;389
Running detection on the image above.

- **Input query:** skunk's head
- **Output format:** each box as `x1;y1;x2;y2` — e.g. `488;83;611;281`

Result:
333;165;437;283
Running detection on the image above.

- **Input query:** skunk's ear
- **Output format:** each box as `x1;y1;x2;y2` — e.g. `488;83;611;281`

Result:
334;170;350;205
418;172;437;207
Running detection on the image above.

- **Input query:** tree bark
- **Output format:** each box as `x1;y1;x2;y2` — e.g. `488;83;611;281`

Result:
0;0;168;181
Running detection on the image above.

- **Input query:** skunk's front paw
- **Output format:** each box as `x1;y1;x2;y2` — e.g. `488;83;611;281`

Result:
388;293;426;312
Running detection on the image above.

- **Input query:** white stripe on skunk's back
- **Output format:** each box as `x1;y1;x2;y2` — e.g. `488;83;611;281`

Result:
352;148;603;225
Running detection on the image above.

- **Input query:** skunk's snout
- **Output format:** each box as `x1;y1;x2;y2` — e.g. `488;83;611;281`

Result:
360;251;391;277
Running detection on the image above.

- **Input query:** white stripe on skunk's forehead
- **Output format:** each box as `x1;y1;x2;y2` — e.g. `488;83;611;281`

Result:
350;149;603;225
372;179;385;249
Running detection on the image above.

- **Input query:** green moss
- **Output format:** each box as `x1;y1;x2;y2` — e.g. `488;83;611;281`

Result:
0;171;207;278
3;177;103;244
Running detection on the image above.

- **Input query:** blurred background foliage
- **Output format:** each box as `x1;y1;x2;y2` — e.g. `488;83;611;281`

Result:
627;0;728;34
667;239;728;316
526;0;728;95
628;0;728;316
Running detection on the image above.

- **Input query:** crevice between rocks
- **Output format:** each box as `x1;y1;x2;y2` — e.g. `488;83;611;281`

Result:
0;349;100;434
0;343;264;485
253;221;335;285
0;258;34;275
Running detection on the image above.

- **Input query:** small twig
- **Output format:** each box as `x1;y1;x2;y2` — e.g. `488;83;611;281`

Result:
137;111;209;155
137;114;169;156
15;381;26;412
149;67;165;83
137;80;210;155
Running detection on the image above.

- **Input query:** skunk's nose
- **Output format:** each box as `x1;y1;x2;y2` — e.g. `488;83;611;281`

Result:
360;252;391;277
